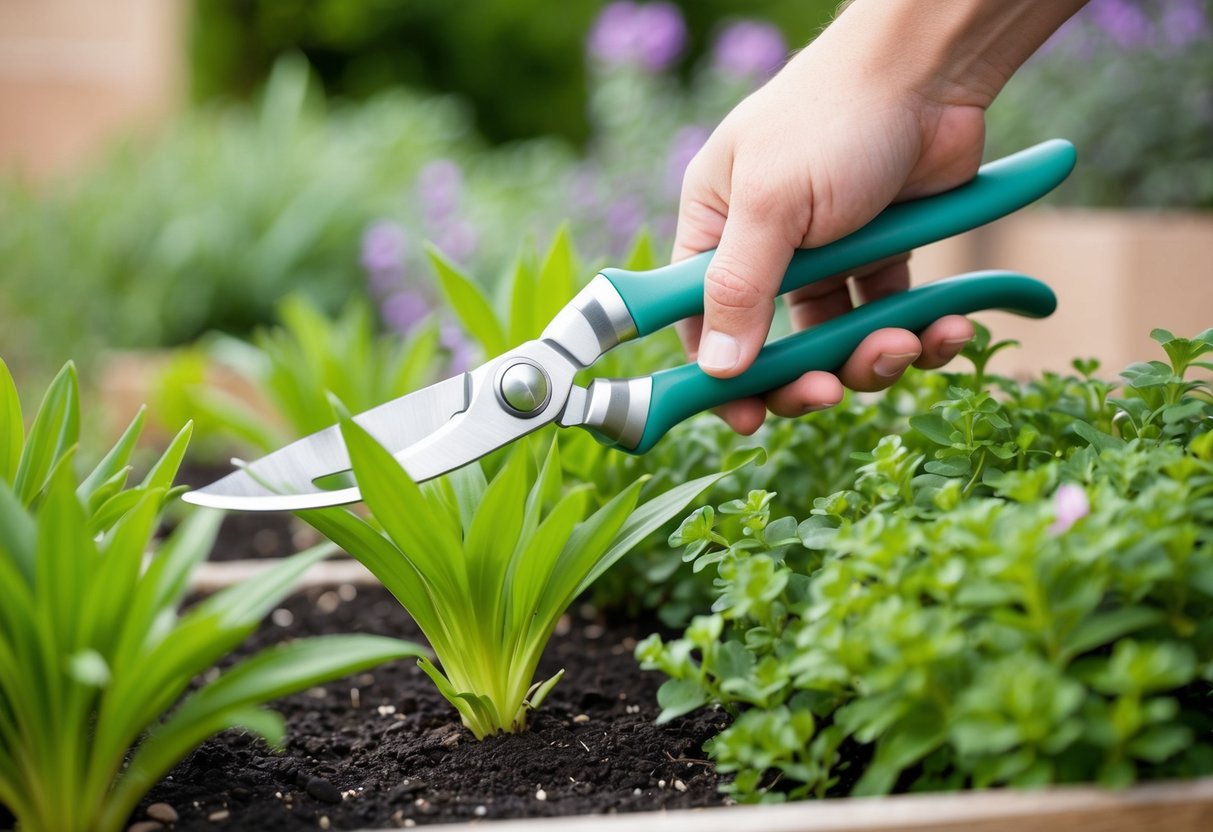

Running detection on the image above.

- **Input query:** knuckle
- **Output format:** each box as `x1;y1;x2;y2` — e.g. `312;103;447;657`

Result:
704;261;767;312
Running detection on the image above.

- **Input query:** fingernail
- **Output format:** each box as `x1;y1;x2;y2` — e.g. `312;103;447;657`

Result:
698;330;740;373
938;337;970;361
873;351;919;378
800;401;839;415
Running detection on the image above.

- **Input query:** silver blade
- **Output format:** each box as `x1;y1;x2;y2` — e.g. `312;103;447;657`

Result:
181;373;470;511
389;340;579;481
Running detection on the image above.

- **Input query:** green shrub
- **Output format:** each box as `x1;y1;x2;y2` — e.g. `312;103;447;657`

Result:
637;328;1213;800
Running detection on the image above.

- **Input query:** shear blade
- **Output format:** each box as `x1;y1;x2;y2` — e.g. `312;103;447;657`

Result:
181;373;470;511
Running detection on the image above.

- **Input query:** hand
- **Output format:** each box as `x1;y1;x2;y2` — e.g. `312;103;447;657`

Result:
672;0;1086;434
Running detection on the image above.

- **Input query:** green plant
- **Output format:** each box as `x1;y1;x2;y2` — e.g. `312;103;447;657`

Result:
156;293;444;456
637;327;1213;801
301;408;759;739
0;358;426;832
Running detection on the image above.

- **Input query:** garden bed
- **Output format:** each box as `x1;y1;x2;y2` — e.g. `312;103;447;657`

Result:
136;581;730;830
129;565;1213;832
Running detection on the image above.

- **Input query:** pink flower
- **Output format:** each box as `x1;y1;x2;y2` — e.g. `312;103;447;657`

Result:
1049;483;1090;534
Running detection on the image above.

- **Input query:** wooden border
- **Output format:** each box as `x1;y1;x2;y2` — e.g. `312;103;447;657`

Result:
419;776;1213;832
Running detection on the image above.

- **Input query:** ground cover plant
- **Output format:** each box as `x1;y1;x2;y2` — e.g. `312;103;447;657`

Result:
0;359;426;832
637;327;1213;800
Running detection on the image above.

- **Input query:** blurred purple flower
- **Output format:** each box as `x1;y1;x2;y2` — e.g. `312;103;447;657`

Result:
588;1;687;72
712;20;788;79
1049;483;1090;535
380;290;432;333
665;124;710;196
360;220;408;278
606;195;645;243
1088;0;1154;47
1162;0;1209;46
417;159;463;222
432;218;479;264
440;321;475;375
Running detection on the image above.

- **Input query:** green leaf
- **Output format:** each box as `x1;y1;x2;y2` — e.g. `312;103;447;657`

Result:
1063;607;1165;661
78;407;146;505
338;414;467;600
1072;420;1124;451
910;413;955;446
0;358;22;485
139;421;193;492
13;362;79;506
427;245;506;357
536;224;578;326
656;678;708;723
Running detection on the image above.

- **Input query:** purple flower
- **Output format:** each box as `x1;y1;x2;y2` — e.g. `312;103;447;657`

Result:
417;159;463;222
380;290;431;333
1161;0;1209;47
606;195;645;242
440;321;475;374
588;1;687;72
1088;0;1154;48
1049;483;1090;535
665;124;710;196
712;20;788;79
360;220;408;277
432;218;479;263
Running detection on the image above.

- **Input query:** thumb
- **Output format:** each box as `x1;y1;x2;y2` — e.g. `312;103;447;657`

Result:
698;193;797;378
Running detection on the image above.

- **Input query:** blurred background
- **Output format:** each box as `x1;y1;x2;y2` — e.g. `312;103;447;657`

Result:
1;0;1210;427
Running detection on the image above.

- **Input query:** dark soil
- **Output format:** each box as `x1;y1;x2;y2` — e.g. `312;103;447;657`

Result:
137;586;732;829
171;463;325;562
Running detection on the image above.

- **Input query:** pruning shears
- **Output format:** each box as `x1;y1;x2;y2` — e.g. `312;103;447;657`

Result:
185;139;1075;512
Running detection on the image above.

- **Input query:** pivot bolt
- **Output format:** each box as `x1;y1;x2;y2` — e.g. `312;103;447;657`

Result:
498;361;550;416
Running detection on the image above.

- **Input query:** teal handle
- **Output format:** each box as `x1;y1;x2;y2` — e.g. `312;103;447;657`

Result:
628;272;1056;453
600;140;1075;337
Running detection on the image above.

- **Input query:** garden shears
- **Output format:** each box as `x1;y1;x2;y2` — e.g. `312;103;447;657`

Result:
185;139;1075;512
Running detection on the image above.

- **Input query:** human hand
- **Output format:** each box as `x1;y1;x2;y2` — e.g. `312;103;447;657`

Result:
672;0;1086;433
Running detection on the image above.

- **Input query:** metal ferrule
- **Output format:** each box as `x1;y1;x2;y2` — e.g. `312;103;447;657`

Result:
540;274;637;368
574;377;652;451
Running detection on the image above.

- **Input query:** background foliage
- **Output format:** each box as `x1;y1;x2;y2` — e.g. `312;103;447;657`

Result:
188;0;838;144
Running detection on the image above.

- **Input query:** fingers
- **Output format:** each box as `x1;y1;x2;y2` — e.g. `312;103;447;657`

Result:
764;371;844;418
914;315;974;369
697;178;805;379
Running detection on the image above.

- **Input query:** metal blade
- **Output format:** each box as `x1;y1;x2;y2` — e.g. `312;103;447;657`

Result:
390;340;579;482
181;373;470;510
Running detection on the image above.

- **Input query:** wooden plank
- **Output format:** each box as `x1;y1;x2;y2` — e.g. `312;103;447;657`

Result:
415;777;1213;832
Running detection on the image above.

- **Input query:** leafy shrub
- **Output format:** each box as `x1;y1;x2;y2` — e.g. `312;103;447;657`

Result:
0;359;425;832
637;328;1213;800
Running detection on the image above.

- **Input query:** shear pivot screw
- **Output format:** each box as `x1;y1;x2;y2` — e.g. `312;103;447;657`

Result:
498;362;550;415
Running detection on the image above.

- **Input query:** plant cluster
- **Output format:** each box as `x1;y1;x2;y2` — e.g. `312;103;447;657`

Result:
637;328;1213;801
301;408;758;739
0;359;425;832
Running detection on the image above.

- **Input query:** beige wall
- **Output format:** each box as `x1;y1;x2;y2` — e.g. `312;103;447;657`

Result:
912;209;1213;379
0;0;187;180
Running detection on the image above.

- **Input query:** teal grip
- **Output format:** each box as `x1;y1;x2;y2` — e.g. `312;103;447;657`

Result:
629;272;1056;453
600;140;1075;337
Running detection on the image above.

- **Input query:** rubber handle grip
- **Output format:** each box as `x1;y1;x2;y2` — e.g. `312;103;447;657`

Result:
599;140;1075;337
628;272;1056;453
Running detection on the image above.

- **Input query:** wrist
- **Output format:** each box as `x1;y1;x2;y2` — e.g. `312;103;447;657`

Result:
823;0;1087;109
